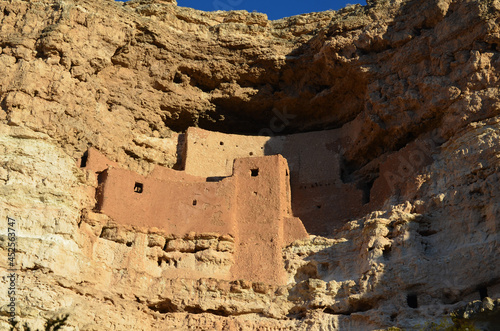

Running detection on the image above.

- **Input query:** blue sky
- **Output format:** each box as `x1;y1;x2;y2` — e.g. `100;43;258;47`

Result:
116;1;366;20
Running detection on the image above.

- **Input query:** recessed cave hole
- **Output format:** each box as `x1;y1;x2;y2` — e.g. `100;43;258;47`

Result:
479;286;488;300
251;168;259;177
383;245;392;260
318;262;329;272
173;72;183;84
418;229;438;237
286;170;289;176
316;205;322;209
442;290;459;305
219;141;224;146
351;299;374;312
287;306;307;320
339;157;352;184
126;242;133;247
390;313;397;322
407;294;418;309
134;182;144;193
80;150;88;168
184;306;230;316
148;299;177;314
192;200;197;206
249;152;254;156
322;307;336;315
98;227;106;238
78;213;84;228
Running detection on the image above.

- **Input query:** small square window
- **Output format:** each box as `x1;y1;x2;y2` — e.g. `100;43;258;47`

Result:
134;182;144;193
251;169;259;177
193;200;197;206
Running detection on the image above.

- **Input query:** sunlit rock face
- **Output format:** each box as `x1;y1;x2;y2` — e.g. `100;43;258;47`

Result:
1;0;500;329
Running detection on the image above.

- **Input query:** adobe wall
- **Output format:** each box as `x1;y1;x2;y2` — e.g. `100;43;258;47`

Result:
278;130;365;233
184;127;344;185
232;155;293;284
82;149;308;285
183;127;366;234
82;147;119;173
183;127;273;177
96;167;236;235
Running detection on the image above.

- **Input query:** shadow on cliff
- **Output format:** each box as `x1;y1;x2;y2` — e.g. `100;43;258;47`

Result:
259;0;497;236
284;219;498;328
249;9;373;236
194;9;371;135
279;0;500;326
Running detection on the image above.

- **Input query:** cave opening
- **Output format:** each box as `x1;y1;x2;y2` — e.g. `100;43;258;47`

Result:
478;286;488;300
407;294;418;308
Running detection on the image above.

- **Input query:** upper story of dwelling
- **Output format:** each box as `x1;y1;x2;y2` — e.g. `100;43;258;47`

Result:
183;127;344;187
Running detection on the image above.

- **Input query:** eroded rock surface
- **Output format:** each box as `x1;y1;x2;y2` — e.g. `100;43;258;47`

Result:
1;0;500;330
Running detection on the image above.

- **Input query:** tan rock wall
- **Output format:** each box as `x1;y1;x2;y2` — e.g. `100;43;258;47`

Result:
1;0;500;329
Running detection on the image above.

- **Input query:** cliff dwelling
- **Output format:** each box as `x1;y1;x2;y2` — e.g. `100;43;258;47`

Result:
83;147;308;285
83;126;433;285
4;0;500;329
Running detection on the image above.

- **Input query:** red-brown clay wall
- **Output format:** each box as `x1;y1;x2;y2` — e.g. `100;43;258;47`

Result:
82;147;119;173
183;127;368;235
97;167;236;236
283;217;308;246
231;155;299;285
291;184;364;234
184;127;270;177
83;149;308;285
279;131;366;234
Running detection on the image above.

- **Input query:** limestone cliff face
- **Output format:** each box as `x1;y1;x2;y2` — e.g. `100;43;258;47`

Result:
1;0;500;330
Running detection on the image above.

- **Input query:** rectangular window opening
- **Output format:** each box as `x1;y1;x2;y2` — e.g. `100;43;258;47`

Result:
134;182;144;193
80;151;88;168
251;168;259;177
